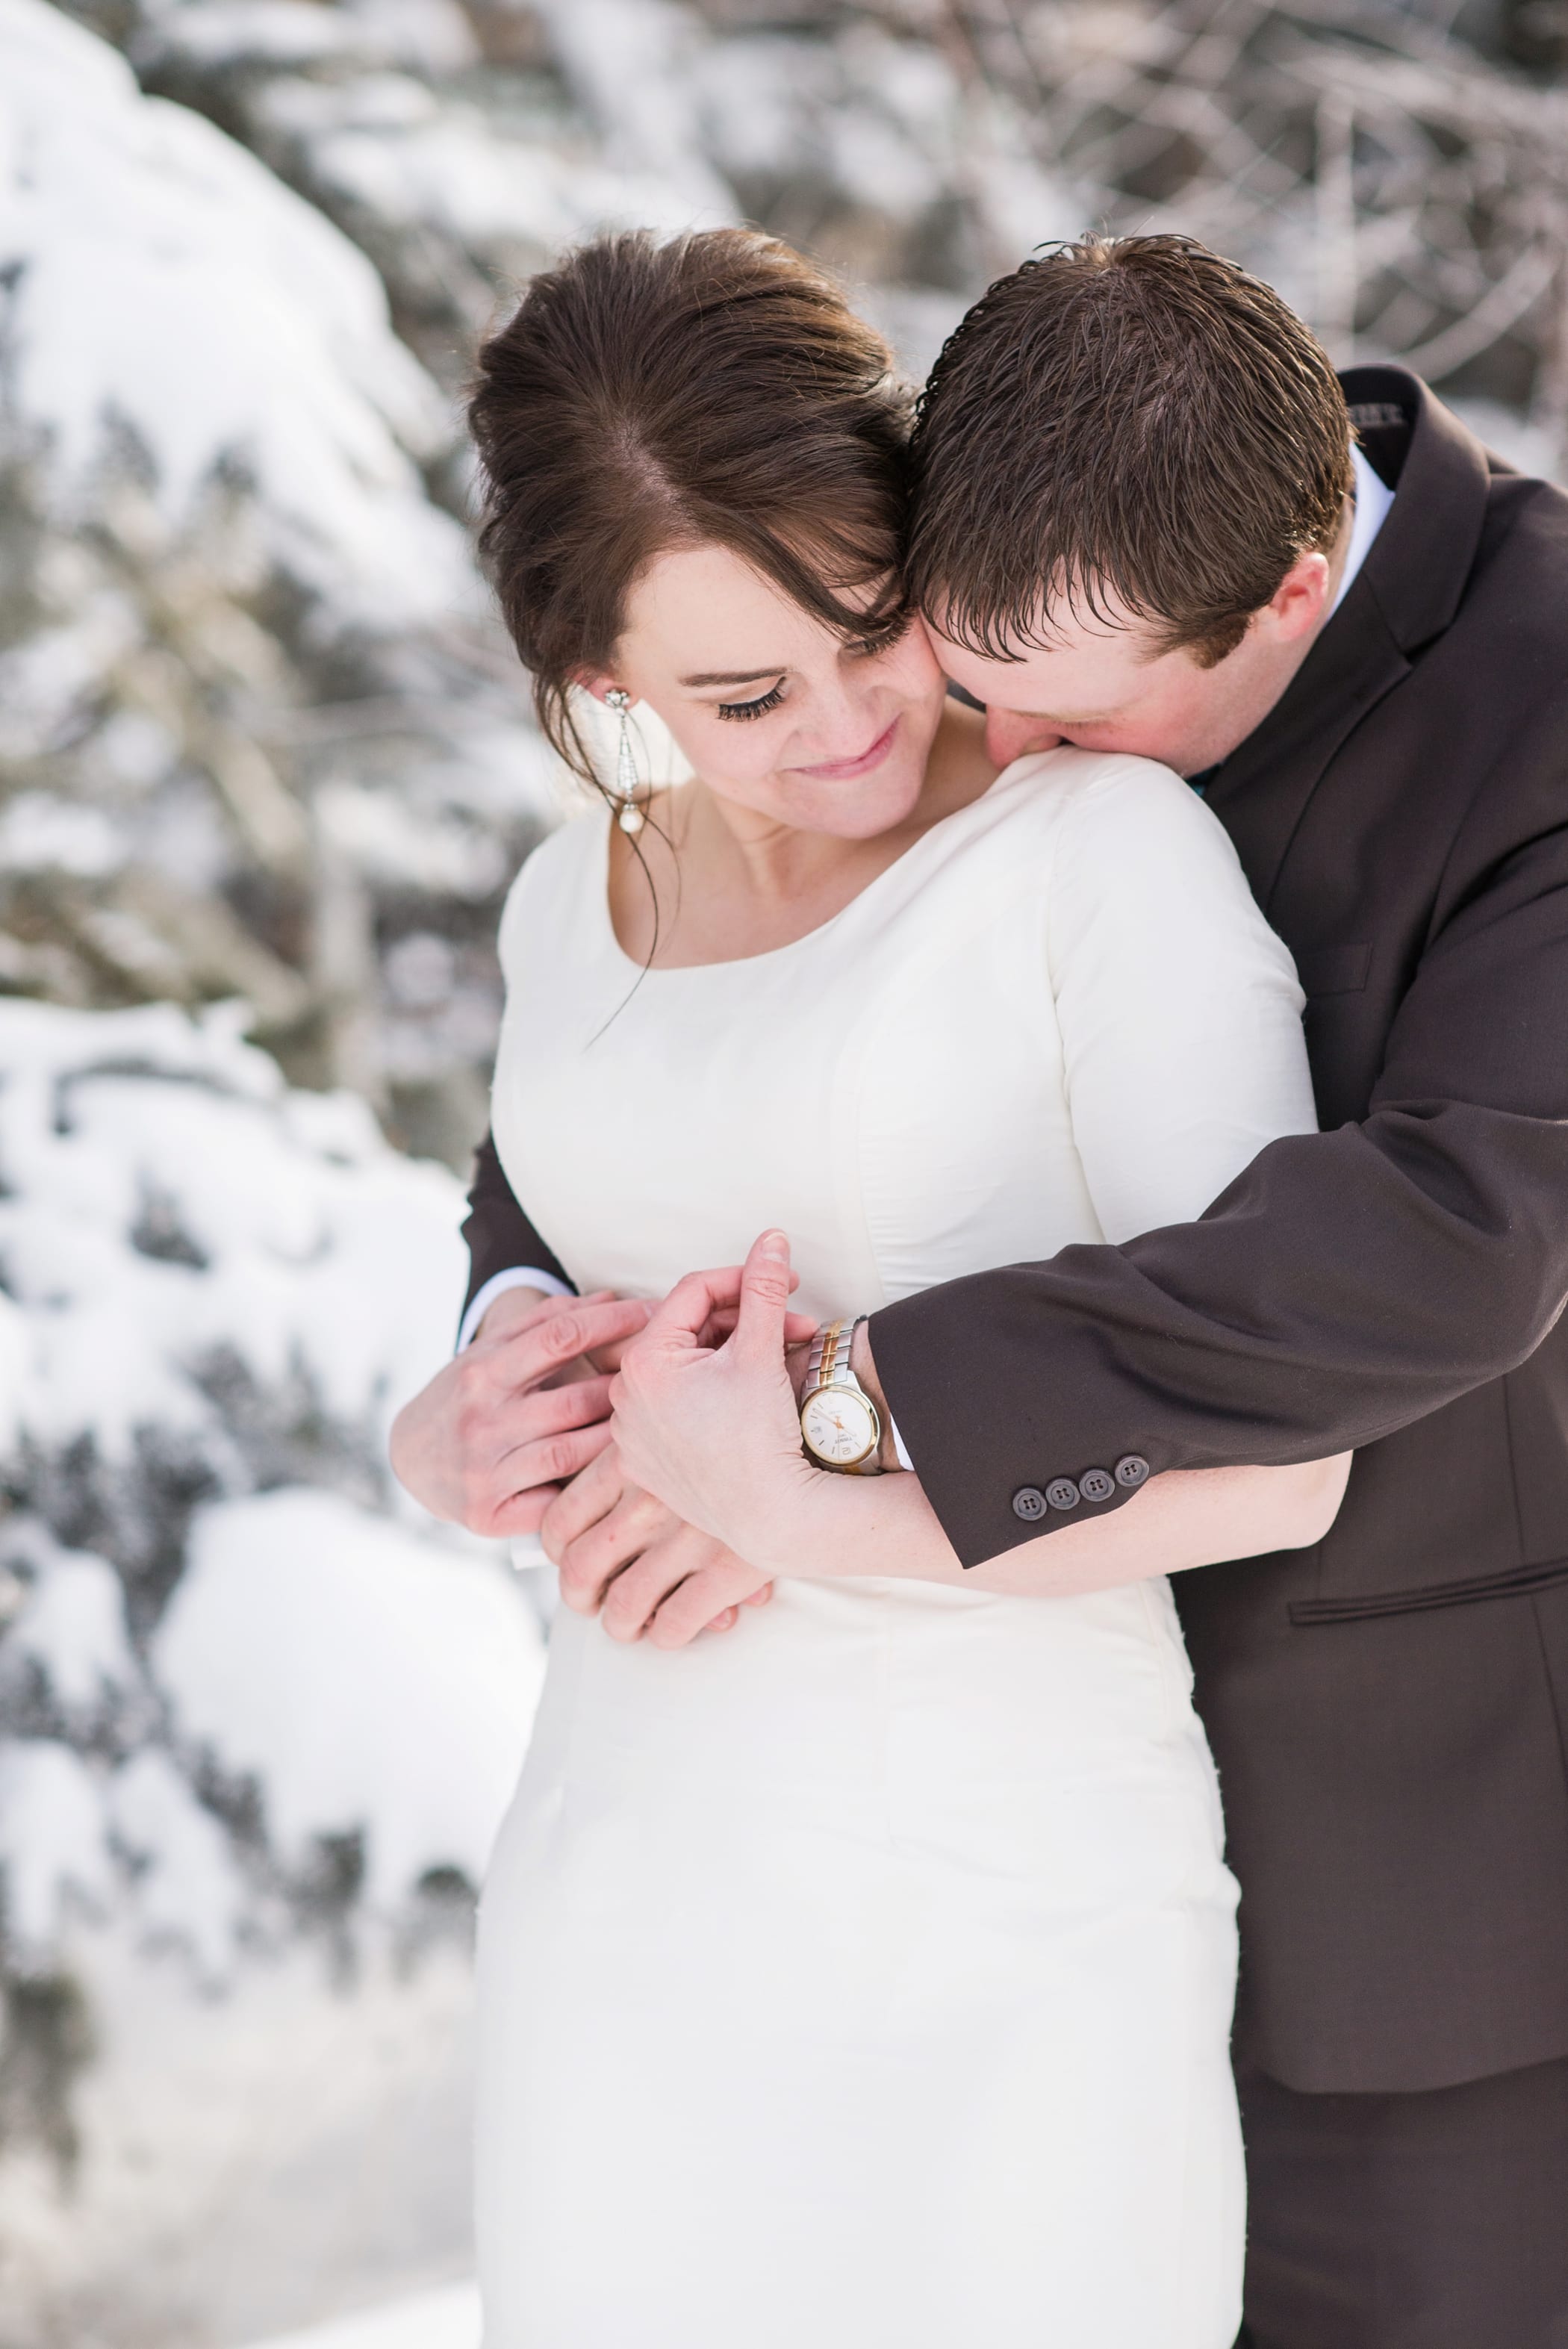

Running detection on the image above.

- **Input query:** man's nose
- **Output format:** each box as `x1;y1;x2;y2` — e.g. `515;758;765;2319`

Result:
983;707;1066;765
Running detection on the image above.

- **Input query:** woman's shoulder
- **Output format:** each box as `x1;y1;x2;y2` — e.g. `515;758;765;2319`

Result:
992;748;1299;990
992;744;1216;821
987;746;1250;878
497;797;608;965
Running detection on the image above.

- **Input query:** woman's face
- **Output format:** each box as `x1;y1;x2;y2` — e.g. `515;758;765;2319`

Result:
587;542;947;840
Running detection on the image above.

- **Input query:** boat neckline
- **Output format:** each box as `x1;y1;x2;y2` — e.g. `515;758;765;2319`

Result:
591;758;1064;979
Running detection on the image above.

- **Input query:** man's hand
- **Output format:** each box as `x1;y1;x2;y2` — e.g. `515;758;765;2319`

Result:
389;1285;653;1538
611;1230;824;1567
541;1440;774;1646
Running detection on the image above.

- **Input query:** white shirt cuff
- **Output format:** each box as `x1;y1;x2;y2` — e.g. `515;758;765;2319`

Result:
889;1415;915;1472
456;1266;574;1353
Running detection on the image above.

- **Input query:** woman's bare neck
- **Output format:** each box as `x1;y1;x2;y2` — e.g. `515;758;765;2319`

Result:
607;702;996;969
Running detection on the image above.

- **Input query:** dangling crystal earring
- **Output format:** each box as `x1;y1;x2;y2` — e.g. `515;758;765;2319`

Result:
603;688;644;834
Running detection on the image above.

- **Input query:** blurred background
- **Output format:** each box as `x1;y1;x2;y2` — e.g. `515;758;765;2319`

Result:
0;0;1564;2342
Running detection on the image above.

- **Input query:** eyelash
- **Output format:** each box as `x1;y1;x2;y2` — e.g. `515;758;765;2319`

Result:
716;685;785;722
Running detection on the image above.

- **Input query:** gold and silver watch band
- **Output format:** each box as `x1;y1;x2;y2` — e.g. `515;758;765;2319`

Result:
800;1315;883;1474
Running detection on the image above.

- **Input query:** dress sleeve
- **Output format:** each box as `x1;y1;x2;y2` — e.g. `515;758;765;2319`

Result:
1046;760;1317;1245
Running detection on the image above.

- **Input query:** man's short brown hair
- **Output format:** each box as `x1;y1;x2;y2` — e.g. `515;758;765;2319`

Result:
907;234;1353;668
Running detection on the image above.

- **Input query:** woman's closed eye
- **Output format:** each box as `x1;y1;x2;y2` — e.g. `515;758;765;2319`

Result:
716;683;785;721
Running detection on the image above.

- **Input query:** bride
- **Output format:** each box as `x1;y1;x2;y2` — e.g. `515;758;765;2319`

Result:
455;227;1346;2347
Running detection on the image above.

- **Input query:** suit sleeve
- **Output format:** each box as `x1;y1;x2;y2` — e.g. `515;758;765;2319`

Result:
868;740;1568;1567
460;1129;574;1326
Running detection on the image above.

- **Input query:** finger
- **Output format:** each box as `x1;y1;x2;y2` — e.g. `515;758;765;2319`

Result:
707;1608;738;1633
646;1567;749;1650
503;1374;615;1445
501;1295;653;1387
477;1484;560;1538
558;1493;671;1612
703;1307;817;1346
599;1543;700;1641
581;1331;645;1373
742;1582;774;1608
497;1416;614;1501
638;1266;744;1353
540;1439;626;1561
731;1229;792;1366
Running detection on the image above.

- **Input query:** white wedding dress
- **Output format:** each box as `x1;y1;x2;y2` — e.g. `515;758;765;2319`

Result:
474;749;1316;2348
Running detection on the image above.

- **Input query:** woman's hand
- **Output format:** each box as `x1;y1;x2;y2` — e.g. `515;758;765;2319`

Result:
541;1440;774;1647
610;1231;824;1563
389;1285;652;1539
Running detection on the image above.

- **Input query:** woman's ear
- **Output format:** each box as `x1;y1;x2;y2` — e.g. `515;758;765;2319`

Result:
574;670;621;708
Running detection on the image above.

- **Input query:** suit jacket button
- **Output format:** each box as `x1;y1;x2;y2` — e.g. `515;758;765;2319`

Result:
1080;1467;1116;1504
1012;1486;1048;1522
1115;1454;1151;1489
1046;1477;1081;1511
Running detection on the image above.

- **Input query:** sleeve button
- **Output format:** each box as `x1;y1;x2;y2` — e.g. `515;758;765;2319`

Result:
1012;1486;1048;1522
1079;1467;1116;1504
1114;1454;1151;1490
1045;1478;1081;1512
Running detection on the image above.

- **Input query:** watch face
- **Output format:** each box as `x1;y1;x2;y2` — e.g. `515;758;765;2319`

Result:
801;1387;877;1467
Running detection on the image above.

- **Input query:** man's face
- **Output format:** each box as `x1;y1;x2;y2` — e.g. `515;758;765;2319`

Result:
924;549;1337;780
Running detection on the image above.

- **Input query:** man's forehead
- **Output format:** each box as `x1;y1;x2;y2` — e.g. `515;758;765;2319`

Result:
924;588;1165;662
925;609;1169;702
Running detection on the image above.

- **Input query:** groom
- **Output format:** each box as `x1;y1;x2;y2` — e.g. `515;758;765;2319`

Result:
406;237;1568;2345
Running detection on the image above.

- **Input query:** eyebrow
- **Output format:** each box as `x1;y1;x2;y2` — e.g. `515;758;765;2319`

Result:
677;667;786;689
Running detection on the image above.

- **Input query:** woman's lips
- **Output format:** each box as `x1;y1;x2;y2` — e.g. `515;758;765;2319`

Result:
793;717;899;782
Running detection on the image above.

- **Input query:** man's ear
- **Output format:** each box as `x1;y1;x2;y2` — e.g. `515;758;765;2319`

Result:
1257;550;1334;647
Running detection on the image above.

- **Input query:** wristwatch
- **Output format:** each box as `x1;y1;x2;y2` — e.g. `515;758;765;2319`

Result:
799;1316;883;1472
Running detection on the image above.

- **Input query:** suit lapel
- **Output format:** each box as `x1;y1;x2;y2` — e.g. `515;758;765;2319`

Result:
1202;367;1492;916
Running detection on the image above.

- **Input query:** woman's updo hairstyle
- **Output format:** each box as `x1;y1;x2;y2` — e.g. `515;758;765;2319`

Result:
467;228;914;783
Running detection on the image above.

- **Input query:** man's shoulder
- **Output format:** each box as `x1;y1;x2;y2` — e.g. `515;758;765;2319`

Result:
1432;470;1568;729
1468;466;1568;621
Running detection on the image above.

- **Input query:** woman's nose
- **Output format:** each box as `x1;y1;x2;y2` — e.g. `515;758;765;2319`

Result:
984;707;1067;766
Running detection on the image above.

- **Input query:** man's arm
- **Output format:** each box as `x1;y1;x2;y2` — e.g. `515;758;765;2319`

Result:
459;1129;574;1335
868;783;1568;1565
605;1233;1352;1607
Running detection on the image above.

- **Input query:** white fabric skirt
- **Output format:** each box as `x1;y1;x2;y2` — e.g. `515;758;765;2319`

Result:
474;1574;1244;2349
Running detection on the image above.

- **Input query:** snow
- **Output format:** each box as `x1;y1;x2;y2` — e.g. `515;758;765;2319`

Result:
0;792;122;878
108;1749;249;1982
0;995;544;1976
3;1533;141;1718
0;1742;116;1960
0;1923;482;2346
0;0;473;629
0;998;542;2336
0;995;474;1458
246;2280;480;2349
155;1487;544;1906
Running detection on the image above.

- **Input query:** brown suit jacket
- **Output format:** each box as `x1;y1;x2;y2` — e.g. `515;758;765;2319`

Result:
461;369;1568;2095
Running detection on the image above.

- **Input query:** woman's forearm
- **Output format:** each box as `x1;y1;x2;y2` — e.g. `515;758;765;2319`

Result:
767;1454;1351;1596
